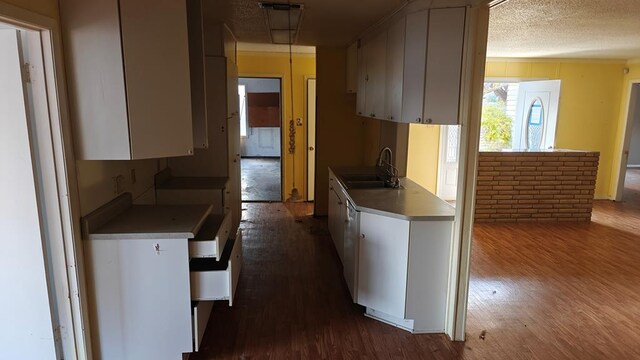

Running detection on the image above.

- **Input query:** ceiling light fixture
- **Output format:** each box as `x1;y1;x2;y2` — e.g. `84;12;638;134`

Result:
259;2;304;45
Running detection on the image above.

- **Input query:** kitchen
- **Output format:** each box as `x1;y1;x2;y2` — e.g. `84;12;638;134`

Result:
0;0;490;358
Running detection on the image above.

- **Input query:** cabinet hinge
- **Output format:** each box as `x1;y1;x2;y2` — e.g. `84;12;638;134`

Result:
22;63;32;83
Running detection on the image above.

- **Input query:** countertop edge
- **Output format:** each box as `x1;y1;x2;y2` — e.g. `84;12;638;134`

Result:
330;167;455;221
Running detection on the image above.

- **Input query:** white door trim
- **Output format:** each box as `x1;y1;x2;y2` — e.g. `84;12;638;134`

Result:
614;80;640;201
306;77;317;201
0;2;91;358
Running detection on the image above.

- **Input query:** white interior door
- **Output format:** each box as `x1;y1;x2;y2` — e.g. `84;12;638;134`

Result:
513;80;561;150
438;125;460;201
307;78;316;201
0;29;58;359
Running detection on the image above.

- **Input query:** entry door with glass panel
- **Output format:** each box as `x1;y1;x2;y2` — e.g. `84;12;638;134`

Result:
438;125;460;201
513;80;561;150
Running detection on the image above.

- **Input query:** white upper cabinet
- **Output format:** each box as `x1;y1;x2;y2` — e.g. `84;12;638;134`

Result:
423;7;467;125
187;0;208;149
352;6;467;125
401;10;429;124
363;32;387;120
61;0;193;160
356;44;367;116
385;17;406;122
346;42;358;93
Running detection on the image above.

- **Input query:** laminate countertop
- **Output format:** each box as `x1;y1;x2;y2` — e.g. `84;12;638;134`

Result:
83;193;212;240
330;167;455;221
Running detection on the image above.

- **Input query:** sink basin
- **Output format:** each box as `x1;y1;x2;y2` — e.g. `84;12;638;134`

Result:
344;180;387;189
340;174;380;182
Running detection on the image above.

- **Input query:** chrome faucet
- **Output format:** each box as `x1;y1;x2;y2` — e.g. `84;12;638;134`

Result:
377;147;393;167
376;147;400;188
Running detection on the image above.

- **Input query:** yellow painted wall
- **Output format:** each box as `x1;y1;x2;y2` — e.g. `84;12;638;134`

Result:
486;60;626;198
237;51;316;201
315;47;368;215
406;59;627;198
406;124;440;193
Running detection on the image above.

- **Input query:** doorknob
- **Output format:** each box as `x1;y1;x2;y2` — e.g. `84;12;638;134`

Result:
309;146;315;151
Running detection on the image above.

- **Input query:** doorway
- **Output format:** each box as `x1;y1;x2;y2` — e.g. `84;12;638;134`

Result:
615;83;640;202
238;77;283;202
0;17;86;359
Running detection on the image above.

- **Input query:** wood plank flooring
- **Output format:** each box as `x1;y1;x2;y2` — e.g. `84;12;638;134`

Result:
192;170;640;359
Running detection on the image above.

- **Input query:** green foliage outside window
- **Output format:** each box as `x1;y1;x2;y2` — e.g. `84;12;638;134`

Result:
481;103;512;150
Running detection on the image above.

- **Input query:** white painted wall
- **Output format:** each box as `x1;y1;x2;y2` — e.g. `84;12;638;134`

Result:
75;159;164;215
238;77;281;157
0;29;57;359
627;87;640;166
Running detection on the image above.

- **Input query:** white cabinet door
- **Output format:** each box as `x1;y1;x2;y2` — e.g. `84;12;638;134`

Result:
61;0;193;160
186;0;207;149
401;10;429;124
364;32;387;119
356;44;367;116
423;7;466;125
346;42;358;93
357;212;409;319
385;17;406;122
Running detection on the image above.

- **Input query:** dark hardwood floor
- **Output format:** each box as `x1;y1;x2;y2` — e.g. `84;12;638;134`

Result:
192;170;640;359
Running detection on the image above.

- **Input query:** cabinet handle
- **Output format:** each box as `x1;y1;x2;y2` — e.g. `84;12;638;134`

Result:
370;113;375;117
389;116;394;120
426;118;433;124
415;118;422;123
361;234;365;239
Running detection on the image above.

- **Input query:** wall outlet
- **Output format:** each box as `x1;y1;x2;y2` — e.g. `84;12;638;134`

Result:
113;175;126;195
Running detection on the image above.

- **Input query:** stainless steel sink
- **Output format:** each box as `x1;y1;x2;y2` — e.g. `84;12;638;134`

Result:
340;174;380;182
344;180;386;189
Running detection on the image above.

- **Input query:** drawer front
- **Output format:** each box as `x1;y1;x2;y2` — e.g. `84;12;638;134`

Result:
188;213;232;259
157;189;224;214
190;231;242;303
192;301;213;352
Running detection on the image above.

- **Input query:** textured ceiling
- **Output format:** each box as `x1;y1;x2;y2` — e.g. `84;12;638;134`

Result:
203;0;407;47
488;0;640;60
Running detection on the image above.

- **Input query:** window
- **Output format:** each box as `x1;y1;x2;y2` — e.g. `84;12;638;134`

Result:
480;82;519;151
238;84;247;137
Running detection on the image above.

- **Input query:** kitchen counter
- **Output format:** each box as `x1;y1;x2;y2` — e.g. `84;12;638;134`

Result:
82;193;212;240
330;167;455;221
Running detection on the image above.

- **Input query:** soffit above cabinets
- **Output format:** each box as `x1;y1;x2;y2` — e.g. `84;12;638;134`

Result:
201;0;406;47
488;0;640;60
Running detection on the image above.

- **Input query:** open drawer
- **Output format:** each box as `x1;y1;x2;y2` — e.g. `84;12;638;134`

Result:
189;213;232;259
190;230;242;305
191;300;213;352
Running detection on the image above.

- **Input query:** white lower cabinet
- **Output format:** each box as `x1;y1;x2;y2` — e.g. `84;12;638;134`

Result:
357;212;410;319
358;212;453;333
192;300;213;352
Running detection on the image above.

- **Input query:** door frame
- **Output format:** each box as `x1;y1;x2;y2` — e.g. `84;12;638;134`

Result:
613;80;640;201
306;76;317;202
0;2;91;358
237;75;285;202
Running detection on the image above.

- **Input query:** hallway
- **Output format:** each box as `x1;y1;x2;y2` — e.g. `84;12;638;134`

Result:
241;158;281;202
193;189;640;359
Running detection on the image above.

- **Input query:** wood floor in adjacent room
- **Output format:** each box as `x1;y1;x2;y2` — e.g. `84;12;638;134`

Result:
192;170;640;360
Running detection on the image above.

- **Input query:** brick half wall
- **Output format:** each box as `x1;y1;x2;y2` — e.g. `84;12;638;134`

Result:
475;151;600;223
